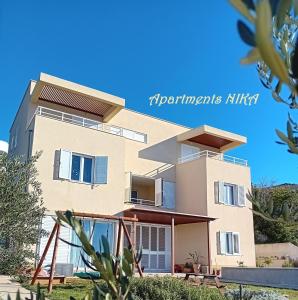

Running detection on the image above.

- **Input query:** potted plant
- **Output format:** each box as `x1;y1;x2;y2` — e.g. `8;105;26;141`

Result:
183;262;193;273
186;251;203;274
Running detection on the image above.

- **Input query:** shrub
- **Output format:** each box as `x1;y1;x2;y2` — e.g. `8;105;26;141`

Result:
282;260;293;268
293;259;298;268
225;289;288;300
130;276;224;300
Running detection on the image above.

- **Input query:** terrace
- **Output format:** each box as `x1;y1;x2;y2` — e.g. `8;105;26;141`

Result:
35;106;147;143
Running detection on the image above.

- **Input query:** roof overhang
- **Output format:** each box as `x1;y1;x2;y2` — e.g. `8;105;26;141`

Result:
31;73;125;122
177;125;246;151
124;207;215;225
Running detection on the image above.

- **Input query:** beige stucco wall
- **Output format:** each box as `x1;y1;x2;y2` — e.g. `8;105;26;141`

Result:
176;158;208;215
206;158;255;267
256;243;298;259
175;223;209;266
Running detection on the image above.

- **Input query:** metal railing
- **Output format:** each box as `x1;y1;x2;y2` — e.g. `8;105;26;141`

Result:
128;198;155;206
178;150;248;166
35;106;147;143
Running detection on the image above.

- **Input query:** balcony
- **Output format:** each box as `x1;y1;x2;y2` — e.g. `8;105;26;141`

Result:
178;150;248;166
125;173;175;209
35;106;147;143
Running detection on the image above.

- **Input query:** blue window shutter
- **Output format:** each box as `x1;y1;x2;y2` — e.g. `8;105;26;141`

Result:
94;156;108;184
59;149;71;180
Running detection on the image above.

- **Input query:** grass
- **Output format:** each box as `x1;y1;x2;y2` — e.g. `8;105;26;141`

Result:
23;277;298;300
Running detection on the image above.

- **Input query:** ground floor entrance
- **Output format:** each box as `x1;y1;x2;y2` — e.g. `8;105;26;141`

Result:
125;223;171;272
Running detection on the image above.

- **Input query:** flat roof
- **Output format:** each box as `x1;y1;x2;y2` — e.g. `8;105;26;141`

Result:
177;125;247;151
31;73;125;122
124;207;215;225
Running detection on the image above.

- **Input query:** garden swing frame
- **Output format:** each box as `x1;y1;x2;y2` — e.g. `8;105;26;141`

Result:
31;211;142;293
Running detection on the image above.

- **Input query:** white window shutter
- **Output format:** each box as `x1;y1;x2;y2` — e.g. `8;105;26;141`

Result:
125;172;132;202
155;178;163;207
59;149;71;180
218;231;227;255
233;233;240;254
163;181;175;209
214;182;219;203
218;181;225;204
94;156;108;184
233;185;239;205
237;186;246;206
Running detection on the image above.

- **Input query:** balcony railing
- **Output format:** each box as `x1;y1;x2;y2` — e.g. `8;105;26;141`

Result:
35;106;147;143
127;198;155;206
178;150;248;166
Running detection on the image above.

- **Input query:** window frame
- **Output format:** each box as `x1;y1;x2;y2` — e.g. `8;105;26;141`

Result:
70;152;94;184
223;183;236;206
220;231;241;256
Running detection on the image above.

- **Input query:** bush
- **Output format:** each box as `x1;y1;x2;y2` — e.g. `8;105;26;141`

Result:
225;288;288;300
130;276;224;300
293;259;298;268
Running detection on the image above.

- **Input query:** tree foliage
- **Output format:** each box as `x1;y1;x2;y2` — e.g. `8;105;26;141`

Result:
0;152;45;275
231;0;298;154
248;183;298;245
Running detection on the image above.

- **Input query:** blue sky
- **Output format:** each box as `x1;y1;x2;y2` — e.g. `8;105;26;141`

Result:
0;0;297;184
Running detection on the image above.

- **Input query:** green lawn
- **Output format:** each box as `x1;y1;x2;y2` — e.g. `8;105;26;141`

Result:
23;278;298;300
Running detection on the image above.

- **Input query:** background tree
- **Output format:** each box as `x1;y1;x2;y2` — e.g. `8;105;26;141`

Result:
231;0;298;153
0;152;45;275
248;183;298;245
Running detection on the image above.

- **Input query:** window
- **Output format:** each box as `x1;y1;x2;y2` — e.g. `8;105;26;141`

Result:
218;231;240;255
59;149;108;184
215;181;246;207
71;154;93;183
224;184;235;205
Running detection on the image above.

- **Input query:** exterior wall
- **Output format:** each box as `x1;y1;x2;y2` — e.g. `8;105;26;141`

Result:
31;115;126;215
206;158;255;267
176;158;208;215
175;223;209;266
9;81;37;159
256;243;298;260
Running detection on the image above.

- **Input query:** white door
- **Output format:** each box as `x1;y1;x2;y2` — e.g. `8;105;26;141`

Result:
138;224;171;272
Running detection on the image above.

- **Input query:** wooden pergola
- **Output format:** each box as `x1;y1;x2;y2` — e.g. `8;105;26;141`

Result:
123;207;216;275
31;209;215;293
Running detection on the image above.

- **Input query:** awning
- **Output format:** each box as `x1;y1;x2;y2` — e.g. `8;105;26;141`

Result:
177;125;246;151
123;207;215;225
31;73;125;122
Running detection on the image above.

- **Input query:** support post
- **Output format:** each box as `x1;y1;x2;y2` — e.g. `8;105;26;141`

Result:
132;214;137;273
171;217;175;275
115;219;122;257
207;221;211;274
121;219;143;277
31;223;58;285
48;223;61;293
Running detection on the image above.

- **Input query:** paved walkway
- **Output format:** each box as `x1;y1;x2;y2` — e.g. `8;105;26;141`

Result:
0;276;33;300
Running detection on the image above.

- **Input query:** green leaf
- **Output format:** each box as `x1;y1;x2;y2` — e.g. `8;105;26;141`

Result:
276;0;292;30
230;0;256;23
255;0;290;85
275;80;282;94
294;0;298;15
287;120;294;140
237;20;256;46
101;235;110;255
241;47;261;64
